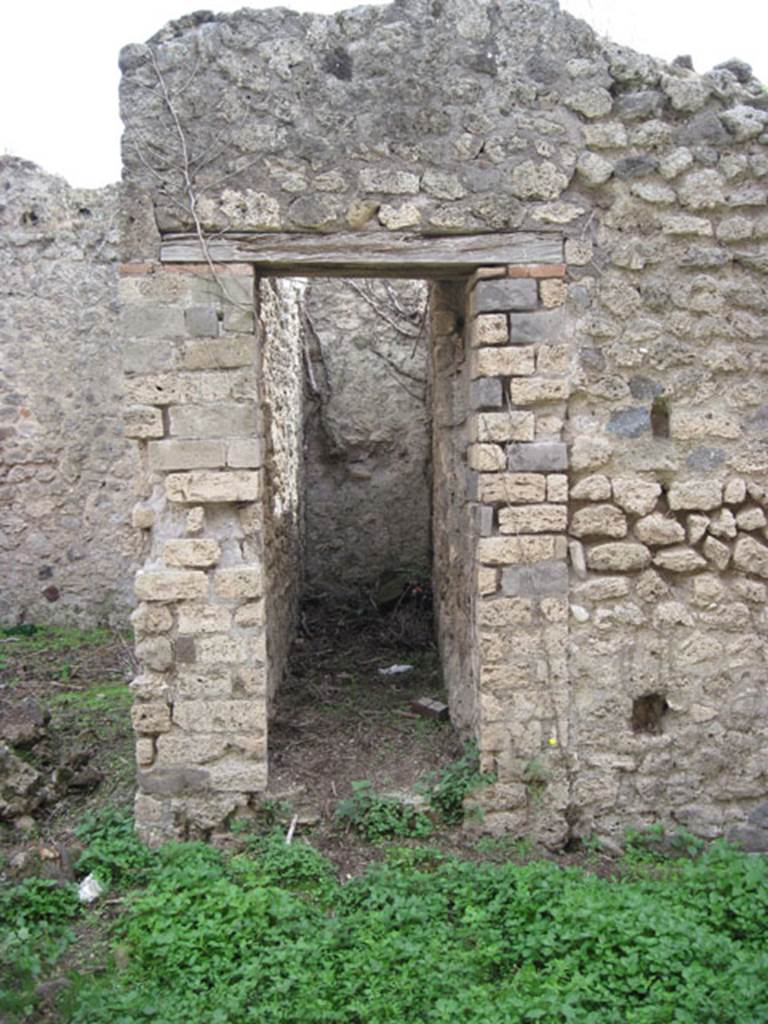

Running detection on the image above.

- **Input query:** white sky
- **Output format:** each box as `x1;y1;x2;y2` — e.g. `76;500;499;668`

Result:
1;0;766;188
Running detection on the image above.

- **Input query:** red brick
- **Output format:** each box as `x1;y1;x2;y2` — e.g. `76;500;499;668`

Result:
507;264;566;279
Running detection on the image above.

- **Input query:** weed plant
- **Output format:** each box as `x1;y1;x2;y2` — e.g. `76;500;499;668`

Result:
18;822;759;1023
3;810;767;1022
0;878;79;1018
74;806;155;888
335;780;434;840
421;742;494;823
335;744;494;840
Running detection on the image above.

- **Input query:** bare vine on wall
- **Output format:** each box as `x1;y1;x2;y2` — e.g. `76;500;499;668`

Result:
344;280;429;402
299;278;430;465
126;45;434;379
128;43;433;476
127;43;256;312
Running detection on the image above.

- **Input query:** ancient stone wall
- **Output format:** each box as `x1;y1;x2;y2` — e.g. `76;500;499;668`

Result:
124;262;270;843
260;277;304;708
465;265;573;847
0;158;139;625
302;278;431;595
119;0;768;848
0;158;427;623
563;136;768;848
431;281;477;734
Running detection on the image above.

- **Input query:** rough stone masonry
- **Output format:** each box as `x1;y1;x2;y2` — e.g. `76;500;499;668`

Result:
115;0;768;848
0;160;429;623
0;157;140;625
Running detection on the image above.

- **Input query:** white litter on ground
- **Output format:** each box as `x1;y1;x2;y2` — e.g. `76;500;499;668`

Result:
78;873;104;903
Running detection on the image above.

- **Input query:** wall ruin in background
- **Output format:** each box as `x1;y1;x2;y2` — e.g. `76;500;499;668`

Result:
0;158;139;626
302;277;431;596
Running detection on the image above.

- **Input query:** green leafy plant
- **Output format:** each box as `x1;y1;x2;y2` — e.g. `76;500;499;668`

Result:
75;805;155;887
578;833;606;862
229;800;294;842
0;623;39;638
421;742;495;824
622;824;710;878
622;822;670;866
60;835;768;1024
669;827;706;859
229;830;337;901
474;834;535;862
522;756;551;804
0;876;80;929
335;780;434;840
383;844;446;871
0;878;80;1021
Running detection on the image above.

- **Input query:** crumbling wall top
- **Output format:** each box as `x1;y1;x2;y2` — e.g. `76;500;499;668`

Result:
117;0;764;254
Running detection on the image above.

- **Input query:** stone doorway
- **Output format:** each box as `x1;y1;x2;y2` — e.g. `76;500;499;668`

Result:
262;275;454;821
125;233;571;845
257;273;476;773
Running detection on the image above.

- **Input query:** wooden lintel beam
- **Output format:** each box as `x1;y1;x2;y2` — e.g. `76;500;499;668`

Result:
160;231;563;277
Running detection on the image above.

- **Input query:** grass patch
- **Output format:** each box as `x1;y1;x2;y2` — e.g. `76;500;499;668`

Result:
0;623;121;688
0;624;111;661
0;621;135;827
49;683;132;720
5;813;766;1024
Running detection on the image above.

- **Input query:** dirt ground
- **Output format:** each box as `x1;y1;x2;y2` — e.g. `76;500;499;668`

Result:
0;624;135;874
1;597;609;885
268;593;475;874
0;595;469;877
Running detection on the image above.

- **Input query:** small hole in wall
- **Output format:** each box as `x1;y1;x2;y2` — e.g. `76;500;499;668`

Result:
631;693;669;735
651;398;669;438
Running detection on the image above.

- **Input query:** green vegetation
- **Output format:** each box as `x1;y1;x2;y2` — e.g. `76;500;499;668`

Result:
0;877;80;1019
522;756;551;803
421;741;494;823
0;622;135;804
75;806;155;888
3;811;767;1023
49;682;133;749
0;622;117;690
2;626;766;1023
335;779;435;840
0;623;111;665
335;744;493;839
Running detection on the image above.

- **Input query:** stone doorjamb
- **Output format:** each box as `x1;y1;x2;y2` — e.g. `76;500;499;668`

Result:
121;236;571;845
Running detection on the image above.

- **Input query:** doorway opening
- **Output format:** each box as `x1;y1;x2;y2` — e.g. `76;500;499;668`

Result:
257;274;474;839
